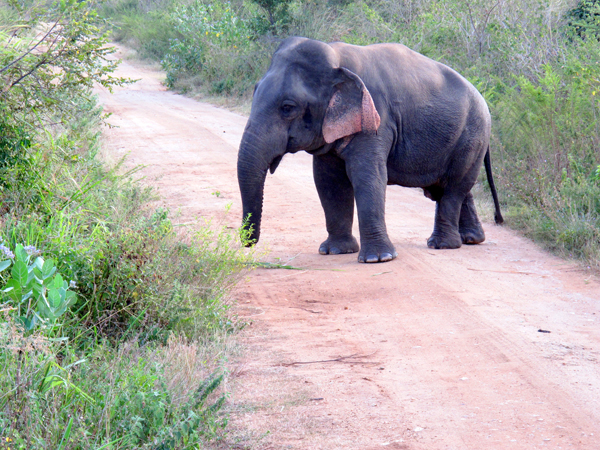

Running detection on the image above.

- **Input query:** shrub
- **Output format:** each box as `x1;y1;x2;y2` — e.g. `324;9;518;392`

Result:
567;0;600;39
1;2;259;446
0;0;127;128
160;0;264;95
0;326;229;449
0;243;76;334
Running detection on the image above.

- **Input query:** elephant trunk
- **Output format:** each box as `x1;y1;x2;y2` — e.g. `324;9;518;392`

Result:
237;129;270;246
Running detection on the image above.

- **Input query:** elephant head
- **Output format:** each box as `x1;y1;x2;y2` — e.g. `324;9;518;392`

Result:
237;37;380;244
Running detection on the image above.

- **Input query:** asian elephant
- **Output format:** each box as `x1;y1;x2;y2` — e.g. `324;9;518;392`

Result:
237;37;504;263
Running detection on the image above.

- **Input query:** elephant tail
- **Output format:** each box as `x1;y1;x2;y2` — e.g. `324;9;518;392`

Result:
484;146;504;225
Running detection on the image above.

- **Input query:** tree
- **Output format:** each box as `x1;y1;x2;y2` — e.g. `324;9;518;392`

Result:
1;0;129;126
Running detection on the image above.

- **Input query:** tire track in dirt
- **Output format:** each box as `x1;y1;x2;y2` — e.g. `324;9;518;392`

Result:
97;47;600;450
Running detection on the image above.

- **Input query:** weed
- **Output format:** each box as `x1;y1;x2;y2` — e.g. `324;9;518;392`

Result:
1;1;259;446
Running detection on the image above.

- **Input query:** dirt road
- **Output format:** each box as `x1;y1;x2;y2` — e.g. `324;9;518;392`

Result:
97;48;600;450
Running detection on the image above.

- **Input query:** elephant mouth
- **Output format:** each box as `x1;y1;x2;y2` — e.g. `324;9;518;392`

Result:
306;146;332;156
269;154;284;174
267;142;338;174
305;139;346;156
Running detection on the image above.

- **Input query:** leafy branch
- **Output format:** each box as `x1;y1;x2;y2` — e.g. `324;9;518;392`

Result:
1;0;132;126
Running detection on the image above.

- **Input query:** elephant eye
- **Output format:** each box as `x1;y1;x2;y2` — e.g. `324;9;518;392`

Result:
281;101;298;117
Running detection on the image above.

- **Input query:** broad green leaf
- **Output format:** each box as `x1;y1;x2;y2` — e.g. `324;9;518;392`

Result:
11;260;28;285
55;291;76;317
55;305;68;317
42;259;56;280
18;315;34;330
15;244;28;263
34;256;44;272
65;290;76;306
37;295;53;320
32;265;42;281
48;288;62;309
54;273;64;289
3;279;22;302
21;288;33;303
0;260;11;272
31;282;43;301
27;266;37;285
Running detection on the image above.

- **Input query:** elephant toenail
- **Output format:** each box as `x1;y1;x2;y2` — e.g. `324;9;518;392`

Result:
366;255;378;263
380;253;393;262
319;247;327;255
330;247;341;254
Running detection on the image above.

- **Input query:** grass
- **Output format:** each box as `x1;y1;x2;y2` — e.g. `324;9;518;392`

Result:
0;106;257;444
0;322;234;449
1;1;259;446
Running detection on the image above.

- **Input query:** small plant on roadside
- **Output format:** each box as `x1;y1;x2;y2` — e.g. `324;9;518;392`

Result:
161;1;253;88
0;243;76;334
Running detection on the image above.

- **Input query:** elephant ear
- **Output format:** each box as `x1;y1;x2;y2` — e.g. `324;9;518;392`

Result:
322;67;381;144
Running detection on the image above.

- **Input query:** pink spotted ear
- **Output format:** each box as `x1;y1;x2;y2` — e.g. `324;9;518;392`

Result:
322;68;381;144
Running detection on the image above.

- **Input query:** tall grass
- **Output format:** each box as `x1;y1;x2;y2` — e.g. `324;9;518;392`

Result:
1;1;257;446
1;321;231;448
0;95;255;446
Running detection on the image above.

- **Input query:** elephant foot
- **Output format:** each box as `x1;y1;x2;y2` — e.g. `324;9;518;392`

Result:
460;225;485;245
427;232;462;249
458;193;485;245
358;240;398;263
319;235;359;255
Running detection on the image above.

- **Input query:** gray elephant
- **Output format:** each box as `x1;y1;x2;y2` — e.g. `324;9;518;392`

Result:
237;37;503;263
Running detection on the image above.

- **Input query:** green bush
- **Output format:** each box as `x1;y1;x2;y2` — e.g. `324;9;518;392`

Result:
1;0;127;127
0;329;229;449
99;0;180;60
567;0;600;39
1;1;259;447
160;0;266;95
0;118;32;182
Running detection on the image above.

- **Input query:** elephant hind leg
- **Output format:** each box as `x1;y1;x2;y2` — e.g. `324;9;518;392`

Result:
427;191;463;249
459;192;485;245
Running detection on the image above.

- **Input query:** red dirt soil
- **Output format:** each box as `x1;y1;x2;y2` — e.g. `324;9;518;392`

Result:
96;48;600;450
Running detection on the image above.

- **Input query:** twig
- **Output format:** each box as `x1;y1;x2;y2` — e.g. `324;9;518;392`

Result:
467;268;539;275
0;19;61;75
281;351;378;367
290;307;322;314
248;261;304;270
246;261;345;272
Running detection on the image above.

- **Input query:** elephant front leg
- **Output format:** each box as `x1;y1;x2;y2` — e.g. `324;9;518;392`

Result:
313;153;359;255
345;157;397;263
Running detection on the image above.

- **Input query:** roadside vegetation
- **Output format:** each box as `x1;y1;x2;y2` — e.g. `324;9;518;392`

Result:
1;0;255;447
101;0;600;267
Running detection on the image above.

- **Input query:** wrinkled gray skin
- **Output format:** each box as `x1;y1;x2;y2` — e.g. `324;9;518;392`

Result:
238;37;504;263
